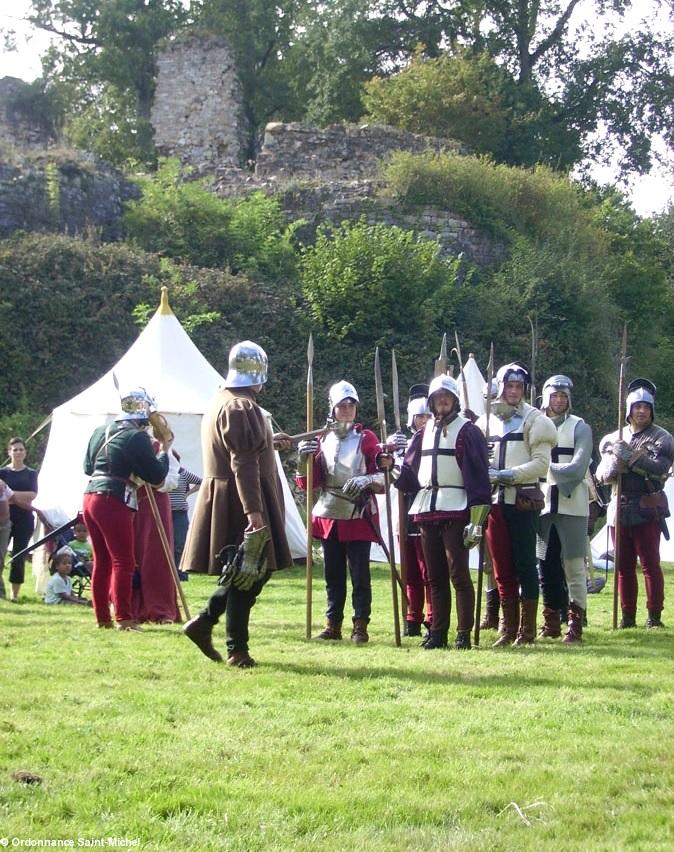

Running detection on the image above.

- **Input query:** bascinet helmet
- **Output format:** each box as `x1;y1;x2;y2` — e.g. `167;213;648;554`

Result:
225;341;268;388
496;363;530;399
542;374;573;411
407;396;431;429
117;388;155;422
328;381;360;414
625;378;656;422
427;375;460;414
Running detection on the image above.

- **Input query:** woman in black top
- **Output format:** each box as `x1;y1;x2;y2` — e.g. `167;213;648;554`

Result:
0;438;38;601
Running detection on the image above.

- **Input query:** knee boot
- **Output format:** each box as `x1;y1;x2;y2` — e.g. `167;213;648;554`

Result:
492;599;519;647
183;613;223;663
513;599;538;646
539;606;562;638
480;588;500;630
563;601;584;643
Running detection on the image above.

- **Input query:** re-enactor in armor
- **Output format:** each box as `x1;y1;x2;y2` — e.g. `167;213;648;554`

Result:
182;341;292;667
83;388;170;630
296;381;385;645
393;376;491;650
596;379;674;629
537;375;593;643
477;364;557;646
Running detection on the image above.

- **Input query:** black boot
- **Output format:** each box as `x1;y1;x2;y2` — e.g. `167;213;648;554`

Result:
183;614;223;663
454;630;471;650
424;629;448;650
404;621;422;637
646;610;665;629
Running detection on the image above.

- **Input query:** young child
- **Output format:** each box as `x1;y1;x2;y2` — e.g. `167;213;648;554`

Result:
68;522;93;576
44;552;91;606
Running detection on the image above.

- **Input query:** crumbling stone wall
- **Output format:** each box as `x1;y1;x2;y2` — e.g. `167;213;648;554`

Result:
0;77;56;149
255;121;462;181
0;154;136;240
151;36;247;173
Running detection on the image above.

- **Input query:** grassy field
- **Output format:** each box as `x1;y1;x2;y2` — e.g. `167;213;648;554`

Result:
0;561;672;851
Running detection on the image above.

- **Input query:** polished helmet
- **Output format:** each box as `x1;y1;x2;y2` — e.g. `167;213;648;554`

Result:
224;340;268;388
406;396;431;429
625;378;656;422
496;363;530;399
427;375;460;414
117;388;155;422
328;381;360;412
542;374;573;411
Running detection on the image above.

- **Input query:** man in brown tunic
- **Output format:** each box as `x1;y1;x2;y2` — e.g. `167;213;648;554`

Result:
182;341;292;667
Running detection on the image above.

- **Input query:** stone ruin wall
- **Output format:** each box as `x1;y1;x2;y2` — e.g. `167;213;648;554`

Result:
0;77;56;150
151;36;248;173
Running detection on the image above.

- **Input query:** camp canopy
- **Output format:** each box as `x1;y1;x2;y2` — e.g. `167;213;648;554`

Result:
34;288;307;559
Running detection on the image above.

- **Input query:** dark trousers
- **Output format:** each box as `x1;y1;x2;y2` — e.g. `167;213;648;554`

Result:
420;520;474;633
203;571;271;654
486;503;539;601
611;521;664;614
321;527;372;623
172;509;189;568
539;525;569;611
8;513;35;585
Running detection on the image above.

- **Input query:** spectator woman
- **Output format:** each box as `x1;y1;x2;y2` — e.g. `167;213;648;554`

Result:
0;438;38;602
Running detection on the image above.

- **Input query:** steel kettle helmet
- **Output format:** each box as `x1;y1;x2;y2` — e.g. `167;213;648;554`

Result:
225;341;268;388
542;374;573;411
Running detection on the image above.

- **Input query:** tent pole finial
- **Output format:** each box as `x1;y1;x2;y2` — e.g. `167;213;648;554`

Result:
158;287;173;316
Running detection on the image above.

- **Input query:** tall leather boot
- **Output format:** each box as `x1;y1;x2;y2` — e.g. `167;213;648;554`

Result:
539;606;562;638
492;599;519;647
513;599;538;646
563;601;583;643
316;619;343;640
480;588;500;630
351;618;369;644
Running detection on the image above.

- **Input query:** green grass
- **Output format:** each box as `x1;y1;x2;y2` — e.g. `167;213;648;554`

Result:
1;562;672;850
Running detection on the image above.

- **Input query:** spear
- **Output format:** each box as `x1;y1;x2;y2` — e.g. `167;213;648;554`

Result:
474;342;494;647
435;332;448;377
375;346;402;646
528;315;537;406
392;348;408;622
452;330;470;412
613;323;629;630
305;333;315;639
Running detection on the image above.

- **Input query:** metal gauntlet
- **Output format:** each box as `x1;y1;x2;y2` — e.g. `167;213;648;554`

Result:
463;504;491;549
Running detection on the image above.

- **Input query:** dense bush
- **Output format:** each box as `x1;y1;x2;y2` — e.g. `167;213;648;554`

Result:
123;159;298;279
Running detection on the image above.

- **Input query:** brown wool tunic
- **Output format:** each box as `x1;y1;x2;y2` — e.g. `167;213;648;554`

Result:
181;387;292;575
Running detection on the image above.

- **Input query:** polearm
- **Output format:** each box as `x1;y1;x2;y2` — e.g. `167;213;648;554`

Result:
305;334;315;640
528;315;537;406
392;348;408;622
435;332;449;377
453;330;470;412
613;323;629;629
474;342;494;647
375;346;402;647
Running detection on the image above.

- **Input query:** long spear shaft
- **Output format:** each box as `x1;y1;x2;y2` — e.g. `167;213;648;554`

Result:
392;348;408;622
305;334;315;640
613;323;628;629
375;347;402;647
528;315;537;406
474;342;494;647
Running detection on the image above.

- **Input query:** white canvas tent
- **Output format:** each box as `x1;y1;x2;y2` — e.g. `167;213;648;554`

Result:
34;288;307;569
372;355;486;565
